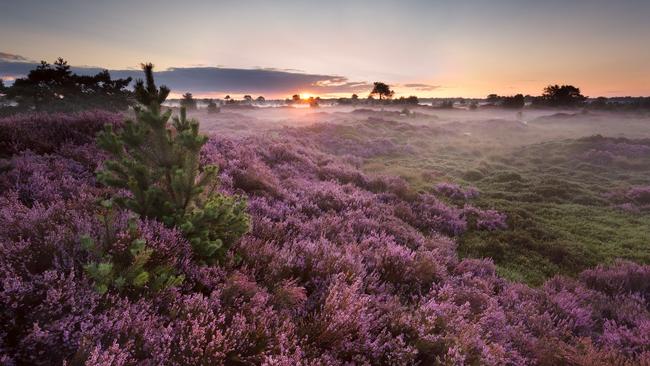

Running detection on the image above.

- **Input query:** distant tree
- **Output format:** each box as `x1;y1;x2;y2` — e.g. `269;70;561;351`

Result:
404;96;419;105
0;79;6;110
501;94;525;109
590;96;609;109
485;94;524;109
351;93;359;101
292;94;301;103
3;57;132;112
308;96;319;108
180;92;197;110
243;95;253;103
437;100;454;109
224;95;231;101
486;94;500;104
541;84;586;107
256;96;265;102
206;99;220;114
370;82;394;100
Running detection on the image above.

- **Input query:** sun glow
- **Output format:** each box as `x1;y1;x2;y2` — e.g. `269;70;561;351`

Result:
300;92;312;100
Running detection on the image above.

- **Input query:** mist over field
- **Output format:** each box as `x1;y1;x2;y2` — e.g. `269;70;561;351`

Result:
2;0;650;365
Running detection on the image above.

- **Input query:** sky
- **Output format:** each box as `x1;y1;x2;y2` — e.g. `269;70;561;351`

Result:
1;0;649;98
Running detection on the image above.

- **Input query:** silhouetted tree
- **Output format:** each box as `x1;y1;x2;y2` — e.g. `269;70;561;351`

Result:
243;95;253;103
485;94;525;108
486;94;500;104
397;96;419;105
370;82;394;100
256;96;265;102
3;57;132;112
292;94;301;103
206;99;220;114
180;92;197;110
541;84;586;107
351;93;359;101
437;100;454;109
501;94;525;109
590;96;609;109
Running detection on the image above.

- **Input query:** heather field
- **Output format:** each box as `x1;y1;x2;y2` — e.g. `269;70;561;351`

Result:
2;105;650;365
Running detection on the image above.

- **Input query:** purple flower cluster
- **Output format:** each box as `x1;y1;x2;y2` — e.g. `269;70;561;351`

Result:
580;138;650;165
434;182;480;200
1;113;649;365
606;186;650;212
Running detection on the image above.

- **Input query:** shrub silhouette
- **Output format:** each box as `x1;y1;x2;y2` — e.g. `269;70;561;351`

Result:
180;92;197;110
97;63;250;263
206;99;220;114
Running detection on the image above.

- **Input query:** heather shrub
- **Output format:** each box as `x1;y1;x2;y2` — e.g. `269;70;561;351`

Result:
0;110;122;156
0;151;95;206
627;186;650;205
2;107;650;365
434;182;480;201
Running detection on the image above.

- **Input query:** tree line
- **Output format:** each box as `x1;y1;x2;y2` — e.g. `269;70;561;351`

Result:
0;58;132;115
2;60;649;114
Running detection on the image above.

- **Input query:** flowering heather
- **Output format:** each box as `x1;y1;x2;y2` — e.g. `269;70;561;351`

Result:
1;113;649;364
434;182;480;201
606;186;650;212
579;136;650;165
0;110;122;156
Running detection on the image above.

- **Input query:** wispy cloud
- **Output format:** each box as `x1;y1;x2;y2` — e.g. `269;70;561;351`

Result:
402;83;440;91
0;52;30;62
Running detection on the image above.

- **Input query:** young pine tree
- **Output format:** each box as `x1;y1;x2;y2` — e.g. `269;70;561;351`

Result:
97;63;249;264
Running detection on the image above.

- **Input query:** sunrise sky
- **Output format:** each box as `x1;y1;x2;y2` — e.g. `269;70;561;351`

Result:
1;0;649;98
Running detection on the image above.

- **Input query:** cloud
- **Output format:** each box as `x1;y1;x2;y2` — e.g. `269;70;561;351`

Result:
402;83;440;91
0;52;30;62
0;52;371;96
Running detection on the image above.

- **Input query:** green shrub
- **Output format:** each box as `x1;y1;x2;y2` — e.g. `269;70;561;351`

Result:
82;201;184;296
96;63;250;264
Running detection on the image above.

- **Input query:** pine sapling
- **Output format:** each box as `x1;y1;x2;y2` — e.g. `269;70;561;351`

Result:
96;63;249;264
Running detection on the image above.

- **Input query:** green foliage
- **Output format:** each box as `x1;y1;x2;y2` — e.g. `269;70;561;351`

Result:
82;201;184;296
179;194;250;260
97;63;250;264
